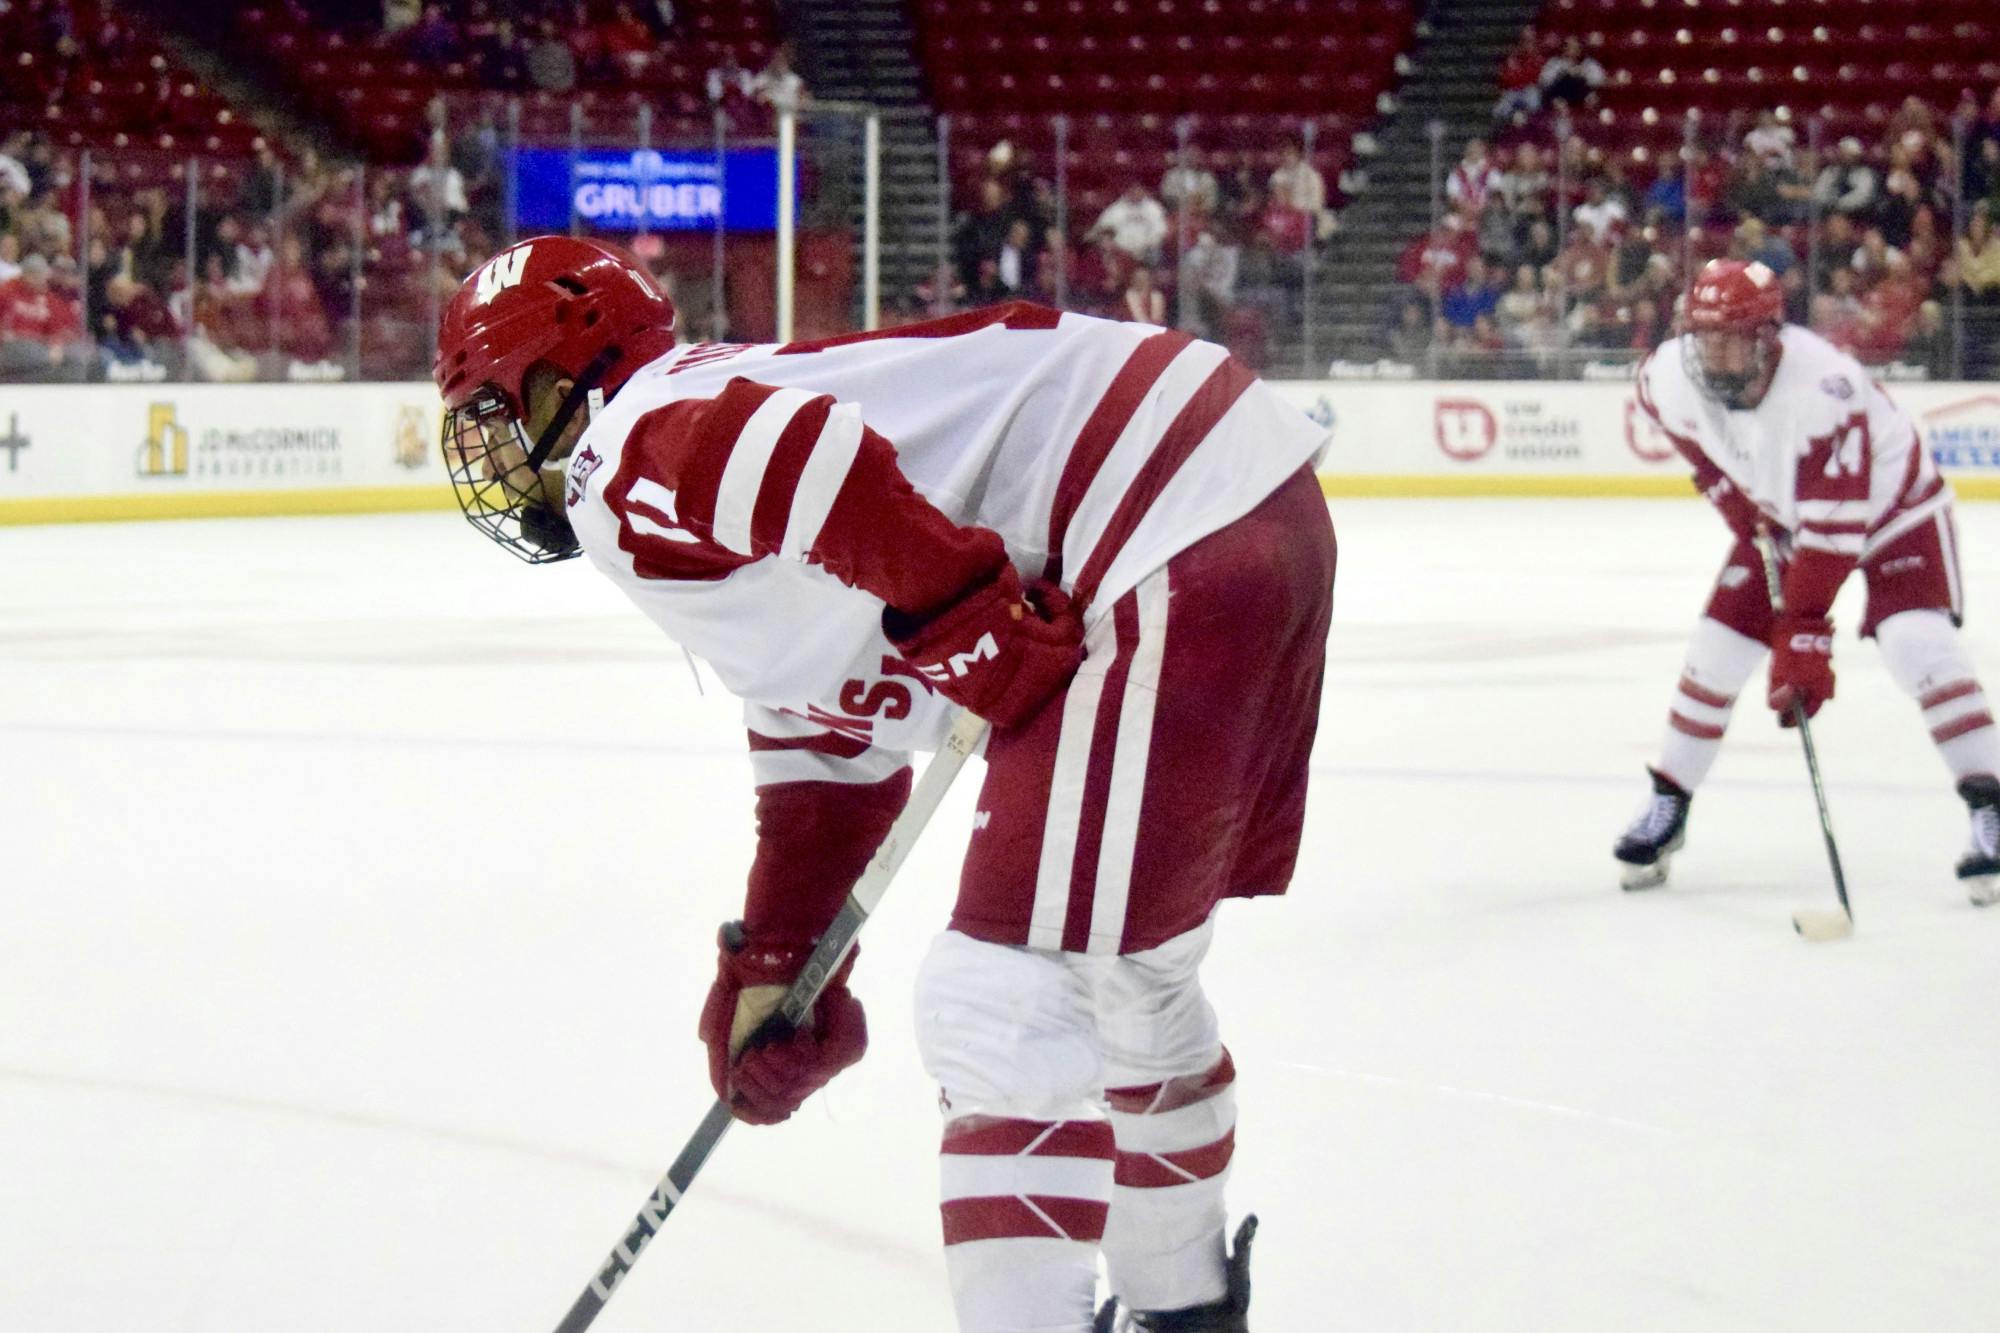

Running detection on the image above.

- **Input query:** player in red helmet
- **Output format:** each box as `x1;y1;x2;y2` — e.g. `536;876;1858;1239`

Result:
434;235;1337;1331
1680;256;1786;407
1616;258;2000;903
435;235;678;561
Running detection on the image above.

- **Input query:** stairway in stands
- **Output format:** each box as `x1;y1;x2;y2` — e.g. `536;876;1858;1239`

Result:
1311;0;1542;366
777;0;943;324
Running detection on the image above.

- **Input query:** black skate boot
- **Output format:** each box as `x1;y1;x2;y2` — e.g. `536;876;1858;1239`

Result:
1957;775;2000;907
1094;1216;1256;1333
1614;767;1691;891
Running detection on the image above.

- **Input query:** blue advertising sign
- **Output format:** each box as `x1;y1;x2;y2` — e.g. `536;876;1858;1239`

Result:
510;147;783;233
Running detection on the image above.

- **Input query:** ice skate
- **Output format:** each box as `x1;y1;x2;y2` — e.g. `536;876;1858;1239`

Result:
1614;768;1691;891
1094;1216;1256;1333
1957;776;2000;906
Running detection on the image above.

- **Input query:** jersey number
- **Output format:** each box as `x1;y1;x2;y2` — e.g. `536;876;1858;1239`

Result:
1798;412;1870;502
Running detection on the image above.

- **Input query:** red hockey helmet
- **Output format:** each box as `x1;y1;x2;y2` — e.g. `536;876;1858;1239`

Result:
434;236;678;562
1683;258;1785;407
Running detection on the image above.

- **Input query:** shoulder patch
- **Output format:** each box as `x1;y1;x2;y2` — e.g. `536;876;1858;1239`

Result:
1820;374;1854;400
565;442;604;508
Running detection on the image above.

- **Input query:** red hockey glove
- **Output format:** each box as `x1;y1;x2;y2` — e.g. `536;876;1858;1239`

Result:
884;564;1083;728
697;922;866;1126
1768;613;1835;725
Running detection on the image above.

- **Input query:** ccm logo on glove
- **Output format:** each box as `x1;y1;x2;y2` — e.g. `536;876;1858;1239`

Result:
913;631;1001;682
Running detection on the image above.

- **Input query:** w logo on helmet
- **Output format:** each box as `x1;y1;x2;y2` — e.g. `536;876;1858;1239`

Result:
474;245;534;305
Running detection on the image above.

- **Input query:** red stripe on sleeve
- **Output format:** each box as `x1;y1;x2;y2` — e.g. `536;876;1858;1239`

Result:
1043;329;1194;584
747;394;834;555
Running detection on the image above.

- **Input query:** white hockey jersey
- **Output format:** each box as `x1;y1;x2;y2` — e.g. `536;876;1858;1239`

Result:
560;304;1328;778
1636;325;1949;561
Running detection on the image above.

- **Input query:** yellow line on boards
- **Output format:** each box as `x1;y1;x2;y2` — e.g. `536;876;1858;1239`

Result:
0;486;460;526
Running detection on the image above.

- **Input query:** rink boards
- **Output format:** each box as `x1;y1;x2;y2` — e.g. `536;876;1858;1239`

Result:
3;376;1999;524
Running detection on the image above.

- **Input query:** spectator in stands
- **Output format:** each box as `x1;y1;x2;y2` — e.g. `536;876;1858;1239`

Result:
404;3;463;65
748;42;809;115
1904;299;1949;378
97;272;178;373
1087;182;1169;269
1877;144;1926;249
0;134;30;201
0;232;20;284
994;218;1037;300
1159;147;1219;222
1476;196;1517;270
1266;140;1330;249
1382;295;1431;363
1217;150;1268;238
1963;137;2000;217
1815;137;1879;221
1851;226;1894;283
226;220;275;297
1725;154;1783;228
1538;36;1603;110
1118;265;1166;324
1396;213;1473;296
1571;178;1627;246
1957;208;2000;302
1812;212;1859;286
0;253;83;380
1742;110;1796;170
1518;216;1558;272
527;19;578;92
599;2;658;79
1645;157;1687;225
1495;261;1549;343
1497;142;1552;222
1440;256;1502;333
1730;217;1794;277
954;178;1016;291
1492;27;1546;123
1177;228;1238;341
1446;138;1500;216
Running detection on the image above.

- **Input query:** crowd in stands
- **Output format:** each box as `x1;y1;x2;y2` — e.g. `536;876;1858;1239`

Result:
0;0;812;383
1390;24;2000;375
928;134;1335;367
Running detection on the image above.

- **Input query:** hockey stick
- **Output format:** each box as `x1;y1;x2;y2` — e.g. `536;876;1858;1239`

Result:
1754;529;1855;942
551;709;990;1333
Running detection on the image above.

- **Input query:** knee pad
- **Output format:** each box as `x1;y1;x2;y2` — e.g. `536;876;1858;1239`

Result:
1876;609;1973;699
913;931;1103;1122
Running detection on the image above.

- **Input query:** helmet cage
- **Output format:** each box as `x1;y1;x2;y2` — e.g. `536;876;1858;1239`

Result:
440;343;620;565
1681;325;1774;409
441;386;582;564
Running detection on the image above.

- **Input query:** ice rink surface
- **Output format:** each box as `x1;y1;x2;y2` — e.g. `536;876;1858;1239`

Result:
5;496;1998;1332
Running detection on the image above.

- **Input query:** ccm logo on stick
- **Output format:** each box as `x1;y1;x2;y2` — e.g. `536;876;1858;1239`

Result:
1789;632;1833;654
916;632;1000;682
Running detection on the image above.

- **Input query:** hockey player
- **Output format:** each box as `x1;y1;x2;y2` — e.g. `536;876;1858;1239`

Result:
1617;257;2000;903
433;237;1336;1331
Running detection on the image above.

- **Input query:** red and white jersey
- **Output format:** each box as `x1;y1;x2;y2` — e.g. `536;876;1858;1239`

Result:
1636;324;1950;562
561;303;1328;777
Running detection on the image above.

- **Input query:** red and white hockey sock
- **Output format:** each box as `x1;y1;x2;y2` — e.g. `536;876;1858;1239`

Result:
1656;618;1766;791
1101;1049;1238;1314
1877;611;2000;783
939;1114;1114;1333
